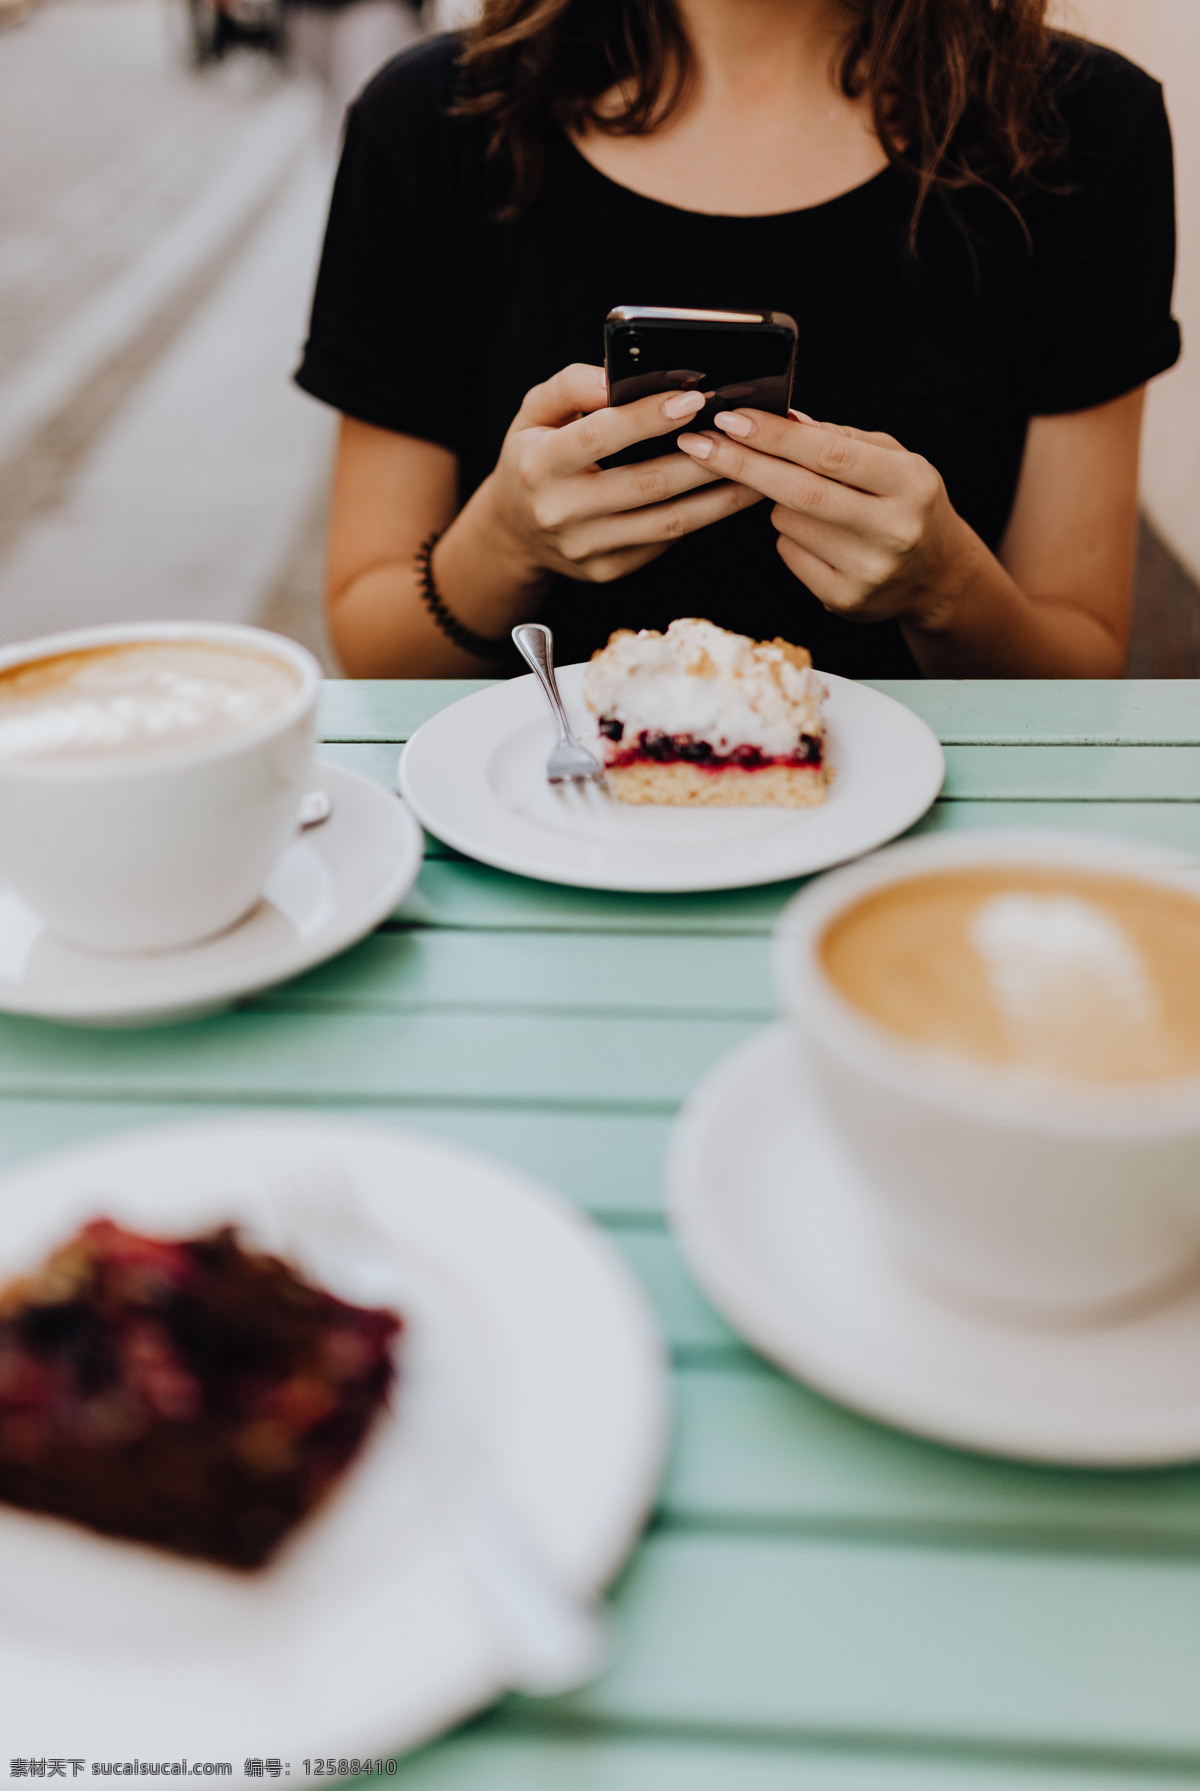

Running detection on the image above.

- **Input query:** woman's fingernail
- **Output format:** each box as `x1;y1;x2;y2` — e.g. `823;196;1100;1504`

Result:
676;432;713;458
714;411;753;438
789;408;817;425
663;391;706;420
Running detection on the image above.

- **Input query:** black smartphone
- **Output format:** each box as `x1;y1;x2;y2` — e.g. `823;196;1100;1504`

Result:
603;305;798;464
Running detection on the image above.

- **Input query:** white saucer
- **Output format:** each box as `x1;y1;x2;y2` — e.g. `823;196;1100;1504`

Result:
0;763;422;1027
668;1025;1200;1466
0;1117;667;1775
399;665;945;893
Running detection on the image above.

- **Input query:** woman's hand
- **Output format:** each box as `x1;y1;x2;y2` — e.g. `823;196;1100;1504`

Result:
473;363;765;590
676;408;975;629
675;393;1142;679
322;365;767;678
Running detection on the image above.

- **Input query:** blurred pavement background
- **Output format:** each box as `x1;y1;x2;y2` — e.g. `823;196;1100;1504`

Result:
0;0;1196;675
0;0;339;667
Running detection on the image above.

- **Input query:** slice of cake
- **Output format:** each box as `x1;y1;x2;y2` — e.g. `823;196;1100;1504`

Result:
0;1218;400;1570
583;618;829;806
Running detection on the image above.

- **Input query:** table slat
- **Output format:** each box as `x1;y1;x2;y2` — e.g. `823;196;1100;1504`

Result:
666;1366;1200;1548
868;681;1200;745
318;680;494;741
0;1098;672;1219
259;930;773;1017
943;745;1200;800
555;1531;1200;1763
902;800;1200;850
397;861;803;934
0;1010;755;1107
390;1729;1177;1791
396;804;1200;937
318;740;402;787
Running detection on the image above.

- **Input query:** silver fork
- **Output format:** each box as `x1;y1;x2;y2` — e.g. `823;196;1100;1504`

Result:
511;623;606;787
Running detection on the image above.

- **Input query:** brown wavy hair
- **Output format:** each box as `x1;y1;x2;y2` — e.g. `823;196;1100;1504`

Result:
456;0;1064;232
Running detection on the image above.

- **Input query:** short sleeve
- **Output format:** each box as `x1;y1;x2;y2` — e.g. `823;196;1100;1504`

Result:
294;43;460;449
1027;54;1181;416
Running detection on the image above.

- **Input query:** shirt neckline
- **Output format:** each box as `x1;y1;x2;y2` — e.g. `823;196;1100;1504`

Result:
557;127;900;228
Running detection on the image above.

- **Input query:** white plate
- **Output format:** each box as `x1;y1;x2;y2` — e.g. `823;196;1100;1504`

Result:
399;665;945;893
0;1118;667;1774
0;763;422;1026
669;1025;1200;1466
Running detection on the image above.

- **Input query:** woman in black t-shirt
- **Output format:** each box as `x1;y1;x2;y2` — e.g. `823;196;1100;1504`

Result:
297;0;1180;679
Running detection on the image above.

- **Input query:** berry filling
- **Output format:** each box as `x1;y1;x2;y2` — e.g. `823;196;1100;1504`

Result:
0;1218;401;1569
597;719;822;773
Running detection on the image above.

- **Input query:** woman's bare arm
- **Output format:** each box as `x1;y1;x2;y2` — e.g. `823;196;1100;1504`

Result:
326;365;762;677
975;389;1145;677
326;418;475;677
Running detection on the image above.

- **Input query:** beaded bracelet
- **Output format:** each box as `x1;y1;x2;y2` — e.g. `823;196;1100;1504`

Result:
415;533;513;663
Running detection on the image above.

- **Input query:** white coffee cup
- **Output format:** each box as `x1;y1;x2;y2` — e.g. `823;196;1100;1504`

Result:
0;621;320;954
774;831;1200;1324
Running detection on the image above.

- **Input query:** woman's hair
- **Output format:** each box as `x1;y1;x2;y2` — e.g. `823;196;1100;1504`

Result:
456;0;1063;231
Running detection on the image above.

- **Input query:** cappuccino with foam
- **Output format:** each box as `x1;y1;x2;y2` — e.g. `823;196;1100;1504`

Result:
777;835;1200;1319
0;641;299;765
0;623;318;953
821;866;1200;1085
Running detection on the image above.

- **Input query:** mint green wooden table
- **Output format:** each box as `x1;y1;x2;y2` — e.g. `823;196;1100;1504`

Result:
9;679;1200;1789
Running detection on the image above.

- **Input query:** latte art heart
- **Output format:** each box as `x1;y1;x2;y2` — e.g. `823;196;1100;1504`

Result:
821;866;1200;1084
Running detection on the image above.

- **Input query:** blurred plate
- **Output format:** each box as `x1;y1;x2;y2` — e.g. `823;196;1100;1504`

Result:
0;1118;667;1774
399;665;944;893
0;764;419;1026
670;1025;1200;1466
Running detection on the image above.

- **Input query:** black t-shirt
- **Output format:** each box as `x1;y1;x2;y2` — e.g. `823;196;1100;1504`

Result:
296;32;1181;676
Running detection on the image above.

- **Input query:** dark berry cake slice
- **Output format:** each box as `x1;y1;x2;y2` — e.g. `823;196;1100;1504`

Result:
0;1218;400;1570
582;618;829;807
